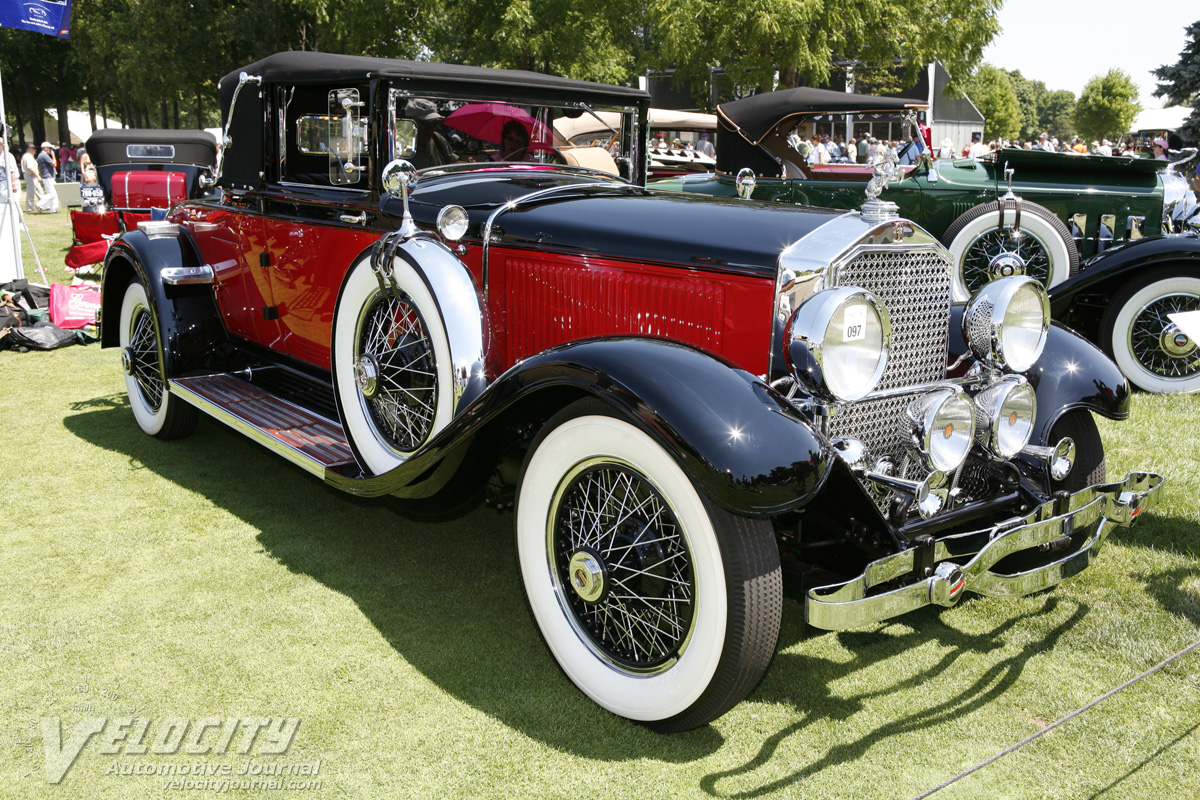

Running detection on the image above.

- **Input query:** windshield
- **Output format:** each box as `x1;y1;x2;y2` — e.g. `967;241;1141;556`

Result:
388;91;639;180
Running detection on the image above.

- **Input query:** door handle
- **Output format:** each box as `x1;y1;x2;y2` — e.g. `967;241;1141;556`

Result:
339;212;368;225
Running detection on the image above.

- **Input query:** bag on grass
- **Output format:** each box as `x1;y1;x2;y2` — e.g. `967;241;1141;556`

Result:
4;320;77;351
49;283;101;330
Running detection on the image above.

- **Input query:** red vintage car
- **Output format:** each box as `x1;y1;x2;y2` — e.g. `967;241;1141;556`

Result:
67;129;217;272
98;53;1161;731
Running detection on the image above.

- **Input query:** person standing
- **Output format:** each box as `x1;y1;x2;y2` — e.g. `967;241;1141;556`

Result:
1037;132;1054;152
856;133;869;164
694;132;715;158
937;137;955;159
968;133;988;158
20;145;38;213
36;142;59;213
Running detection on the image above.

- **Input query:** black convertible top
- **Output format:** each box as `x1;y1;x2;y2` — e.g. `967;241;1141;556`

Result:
215;51;650;192
218;51;649;105
719;87;929;145
86;128;218;168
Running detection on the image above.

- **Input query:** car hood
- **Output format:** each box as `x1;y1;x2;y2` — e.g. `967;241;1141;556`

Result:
408;170;844;277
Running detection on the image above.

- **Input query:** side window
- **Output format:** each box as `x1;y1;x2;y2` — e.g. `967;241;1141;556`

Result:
281;85;367;188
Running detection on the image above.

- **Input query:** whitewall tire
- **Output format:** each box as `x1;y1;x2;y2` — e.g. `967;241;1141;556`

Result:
332;254;454;474
516;402;781;732
118;281;197;440
1101;270;1200;394
944;201;1078;302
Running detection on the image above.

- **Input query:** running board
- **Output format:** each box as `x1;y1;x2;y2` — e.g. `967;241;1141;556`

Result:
171;374;355;477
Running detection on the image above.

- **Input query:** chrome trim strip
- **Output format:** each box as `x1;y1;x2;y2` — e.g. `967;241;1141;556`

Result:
805;471;1164;630
161;265;215;286
169;380;333;478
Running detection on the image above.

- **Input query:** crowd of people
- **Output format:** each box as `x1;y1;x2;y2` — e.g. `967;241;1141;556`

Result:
5;140;95;215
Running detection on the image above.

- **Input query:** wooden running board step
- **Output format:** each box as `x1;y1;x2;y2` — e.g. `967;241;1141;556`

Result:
171;374;355;477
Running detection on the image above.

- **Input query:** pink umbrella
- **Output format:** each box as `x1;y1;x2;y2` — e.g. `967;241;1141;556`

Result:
444;103;554;150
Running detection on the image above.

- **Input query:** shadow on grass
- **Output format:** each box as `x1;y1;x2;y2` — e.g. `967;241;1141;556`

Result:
64;400;1162;776
704;599;1087;798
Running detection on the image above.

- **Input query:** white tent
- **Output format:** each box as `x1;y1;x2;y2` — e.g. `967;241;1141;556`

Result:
22;109;124;145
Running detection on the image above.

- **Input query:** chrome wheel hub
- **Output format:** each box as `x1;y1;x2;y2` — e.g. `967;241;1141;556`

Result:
987;251;1026;279
1159;322;1195;359
354;354;380;399
120;347;134;376
567;550;606;603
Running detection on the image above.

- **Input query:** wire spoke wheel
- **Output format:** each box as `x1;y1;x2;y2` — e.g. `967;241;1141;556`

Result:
1128;292;1200;379
355;290;439;452
128;305;164;411
960;227;1052;295
550;460;695;672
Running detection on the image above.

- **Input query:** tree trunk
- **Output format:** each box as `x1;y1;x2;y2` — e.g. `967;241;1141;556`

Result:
99;97;108;128
160;100;168;129
55;60;71;144
88;94;97;132
26;83;45;146
196;90;203;130
173;98;180;130
14;105;25;150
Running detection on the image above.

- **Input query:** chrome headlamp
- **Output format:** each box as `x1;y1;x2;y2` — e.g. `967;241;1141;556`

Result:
973;375;1036;459
963;276;1049;372
906;387;976;472
785;286;890;402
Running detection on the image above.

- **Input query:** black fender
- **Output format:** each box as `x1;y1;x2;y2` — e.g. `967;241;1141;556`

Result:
1049;233;1200;339
325;337;832;517
948;304;1128;443
1025;322;1130;442
99;230;227;376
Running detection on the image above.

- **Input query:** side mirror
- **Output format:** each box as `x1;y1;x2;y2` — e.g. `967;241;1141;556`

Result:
382;159;419;239
382;159;418;199
736;167;756;199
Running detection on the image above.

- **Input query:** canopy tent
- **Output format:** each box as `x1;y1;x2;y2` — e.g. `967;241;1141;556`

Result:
22;109;124;146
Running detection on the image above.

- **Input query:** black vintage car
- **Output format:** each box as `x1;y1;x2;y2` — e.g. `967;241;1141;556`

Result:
99;52;1162;731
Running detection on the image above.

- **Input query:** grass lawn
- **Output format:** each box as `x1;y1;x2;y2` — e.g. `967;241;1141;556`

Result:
2;210;1198;799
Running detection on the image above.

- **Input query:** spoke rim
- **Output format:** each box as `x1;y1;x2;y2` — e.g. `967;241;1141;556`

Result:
354;289;439;453
962;228;1051;295
548;459;695;674
1127;291;1200;379
128;305;163;411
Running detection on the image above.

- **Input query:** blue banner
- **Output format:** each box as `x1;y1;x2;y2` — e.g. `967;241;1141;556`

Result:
0;0;72;38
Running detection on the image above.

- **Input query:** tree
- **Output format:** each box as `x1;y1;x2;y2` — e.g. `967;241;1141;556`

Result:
962;65;1020;142
651;0;1003;104
1154;19;1200;144
1040;90;1076;142
1005;69;1047;144
1074;69;1141;141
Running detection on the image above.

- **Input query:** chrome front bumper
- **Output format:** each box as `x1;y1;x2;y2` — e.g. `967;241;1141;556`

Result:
806;472;1164;631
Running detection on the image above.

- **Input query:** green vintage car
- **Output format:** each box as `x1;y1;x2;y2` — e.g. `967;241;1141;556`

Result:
654;87;1194;303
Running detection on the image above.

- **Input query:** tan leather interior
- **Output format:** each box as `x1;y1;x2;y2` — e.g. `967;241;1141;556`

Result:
562;146;619;175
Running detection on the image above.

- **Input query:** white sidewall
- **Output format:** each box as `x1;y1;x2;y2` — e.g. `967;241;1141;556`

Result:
332;254;454;474
1111;276;1200;394
948;210;1072;302
119;281;167;436
517;414;727;722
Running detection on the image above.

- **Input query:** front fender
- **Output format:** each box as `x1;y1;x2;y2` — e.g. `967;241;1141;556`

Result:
99;230;226;377
326;337;831;516
1050;233;1200;316
1026;322;1130;443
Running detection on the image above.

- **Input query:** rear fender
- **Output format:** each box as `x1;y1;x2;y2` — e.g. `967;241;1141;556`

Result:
99;230;226;377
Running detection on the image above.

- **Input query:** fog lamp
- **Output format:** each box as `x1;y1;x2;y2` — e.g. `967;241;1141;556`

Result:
973;376;1036;459
907;387;975;472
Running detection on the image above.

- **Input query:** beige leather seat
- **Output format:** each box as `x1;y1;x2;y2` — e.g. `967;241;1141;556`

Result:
562;146;619;175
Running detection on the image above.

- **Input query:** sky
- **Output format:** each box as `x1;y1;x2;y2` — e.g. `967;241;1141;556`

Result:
981;1;1196;110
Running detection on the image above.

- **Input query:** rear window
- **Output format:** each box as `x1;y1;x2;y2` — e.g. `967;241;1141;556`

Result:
126;144;175;159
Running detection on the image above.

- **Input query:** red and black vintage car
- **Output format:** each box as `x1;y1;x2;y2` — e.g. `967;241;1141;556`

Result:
98;53;1161;732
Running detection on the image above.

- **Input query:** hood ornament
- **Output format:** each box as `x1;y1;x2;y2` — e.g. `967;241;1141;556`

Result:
861;148;902;222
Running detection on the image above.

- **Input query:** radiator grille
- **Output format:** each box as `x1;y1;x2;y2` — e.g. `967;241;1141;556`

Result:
828;247;953;467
